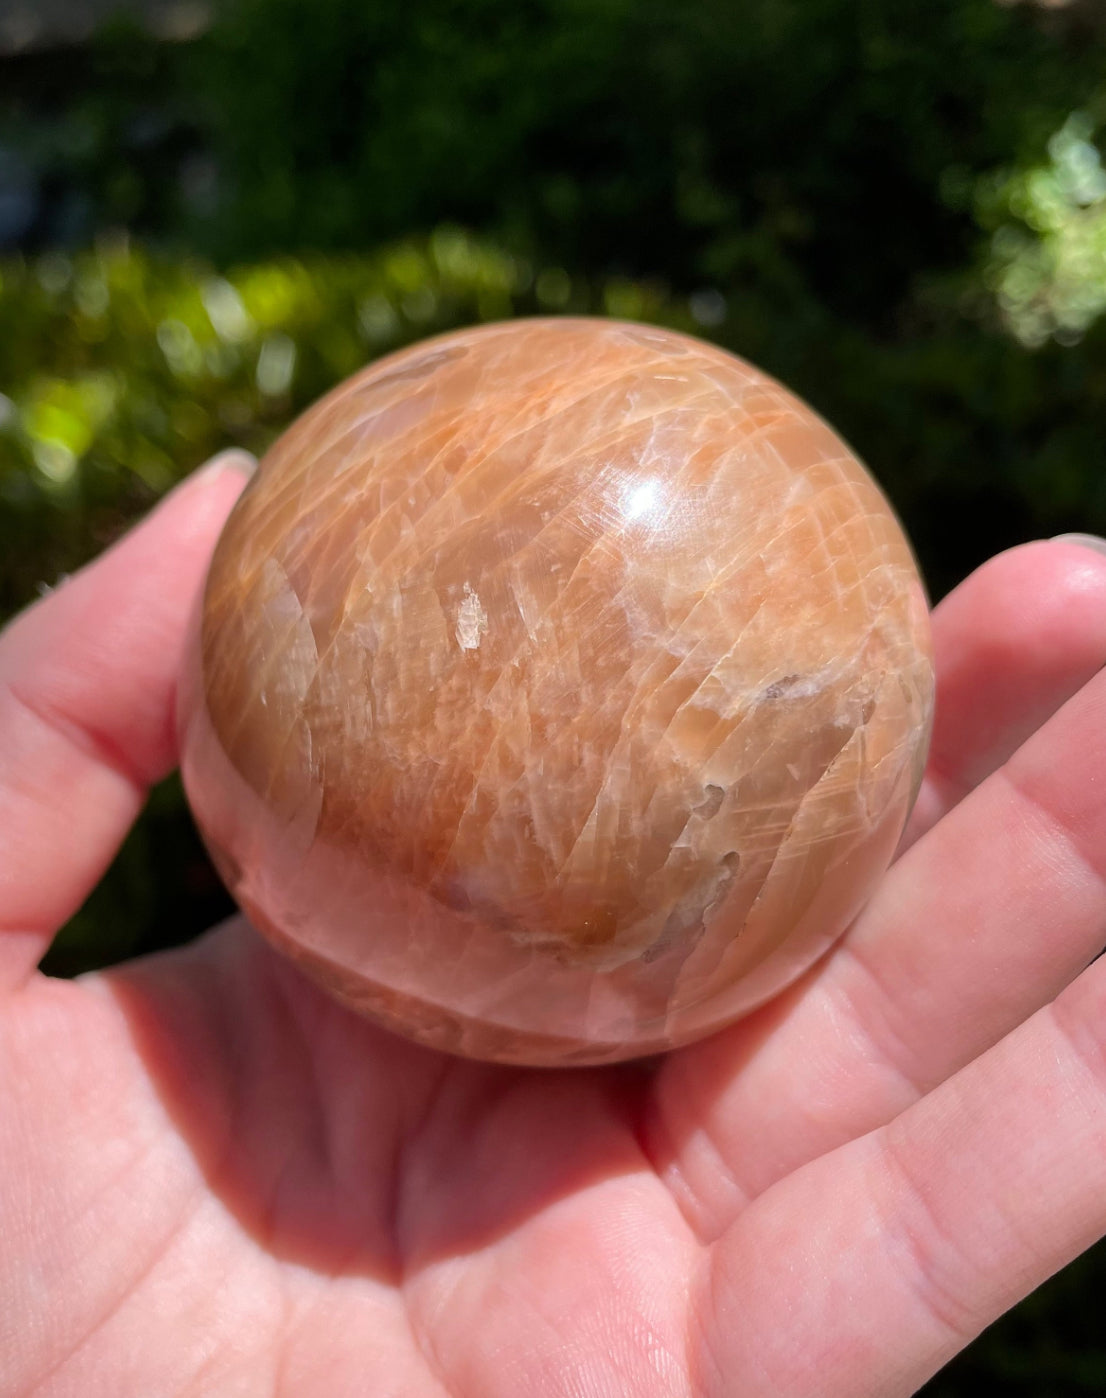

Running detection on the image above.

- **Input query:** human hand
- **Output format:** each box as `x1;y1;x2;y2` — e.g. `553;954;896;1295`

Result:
3;457;1106;1397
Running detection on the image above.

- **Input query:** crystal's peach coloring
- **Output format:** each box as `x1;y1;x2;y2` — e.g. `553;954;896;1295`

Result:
179;319;934;1065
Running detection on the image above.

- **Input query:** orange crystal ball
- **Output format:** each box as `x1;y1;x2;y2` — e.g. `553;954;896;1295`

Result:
179;318;934;1065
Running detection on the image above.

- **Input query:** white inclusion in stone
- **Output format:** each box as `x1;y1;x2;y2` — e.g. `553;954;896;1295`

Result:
455;582;489;650
623;477;662;522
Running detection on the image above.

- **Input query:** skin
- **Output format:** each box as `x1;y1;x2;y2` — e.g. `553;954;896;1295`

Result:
2;451;1106;1397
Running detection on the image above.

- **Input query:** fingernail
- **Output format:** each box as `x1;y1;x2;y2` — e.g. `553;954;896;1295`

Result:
1052;532;1106;558
35;573;70;598
196;448;258;483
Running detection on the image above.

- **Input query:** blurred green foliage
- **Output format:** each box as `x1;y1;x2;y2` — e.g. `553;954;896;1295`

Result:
3;0;1106;1389
197;0;1082;287
981;107;1106;345
1;230;662;612
2;0;1106;611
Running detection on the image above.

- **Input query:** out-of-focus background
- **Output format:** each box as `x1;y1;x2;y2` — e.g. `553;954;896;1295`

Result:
1;0;1104;1385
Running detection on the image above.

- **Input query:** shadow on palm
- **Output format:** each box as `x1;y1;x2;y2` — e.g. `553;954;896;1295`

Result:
108;915;666;1282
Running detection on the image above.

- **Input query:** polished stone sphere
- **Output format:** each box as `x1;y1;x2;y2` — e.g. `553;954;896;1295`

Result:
179;318;934;1065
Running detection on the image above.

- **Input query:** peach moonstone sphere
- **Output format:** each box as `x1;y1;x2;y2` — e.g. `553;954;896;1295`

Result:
179;318;934;1066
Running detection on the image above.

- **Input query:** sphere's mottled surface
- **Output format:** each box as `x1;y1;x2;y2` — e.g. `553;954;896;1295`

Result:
179;318;934;1065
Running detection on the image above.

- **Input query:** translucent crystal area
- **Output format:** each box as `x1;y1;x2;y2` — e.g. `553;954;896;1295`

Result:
179;318;934;1065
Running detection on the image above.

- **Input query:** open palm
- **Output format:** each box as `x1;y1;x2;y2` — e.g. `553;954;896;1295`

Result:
4;455;1106;1398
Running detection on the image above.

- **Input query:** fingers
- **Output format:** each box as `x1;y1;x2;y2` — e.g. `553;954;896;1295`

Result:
0;453;254;993
647;540;1106;1233
651;656;1106;1237
903;538;1106;850
697;952;1106;1398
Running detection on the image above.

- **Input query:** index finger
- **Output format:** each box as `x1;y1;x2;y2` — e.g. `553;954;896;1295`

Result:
902;538;1106;851
0;452;253;993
